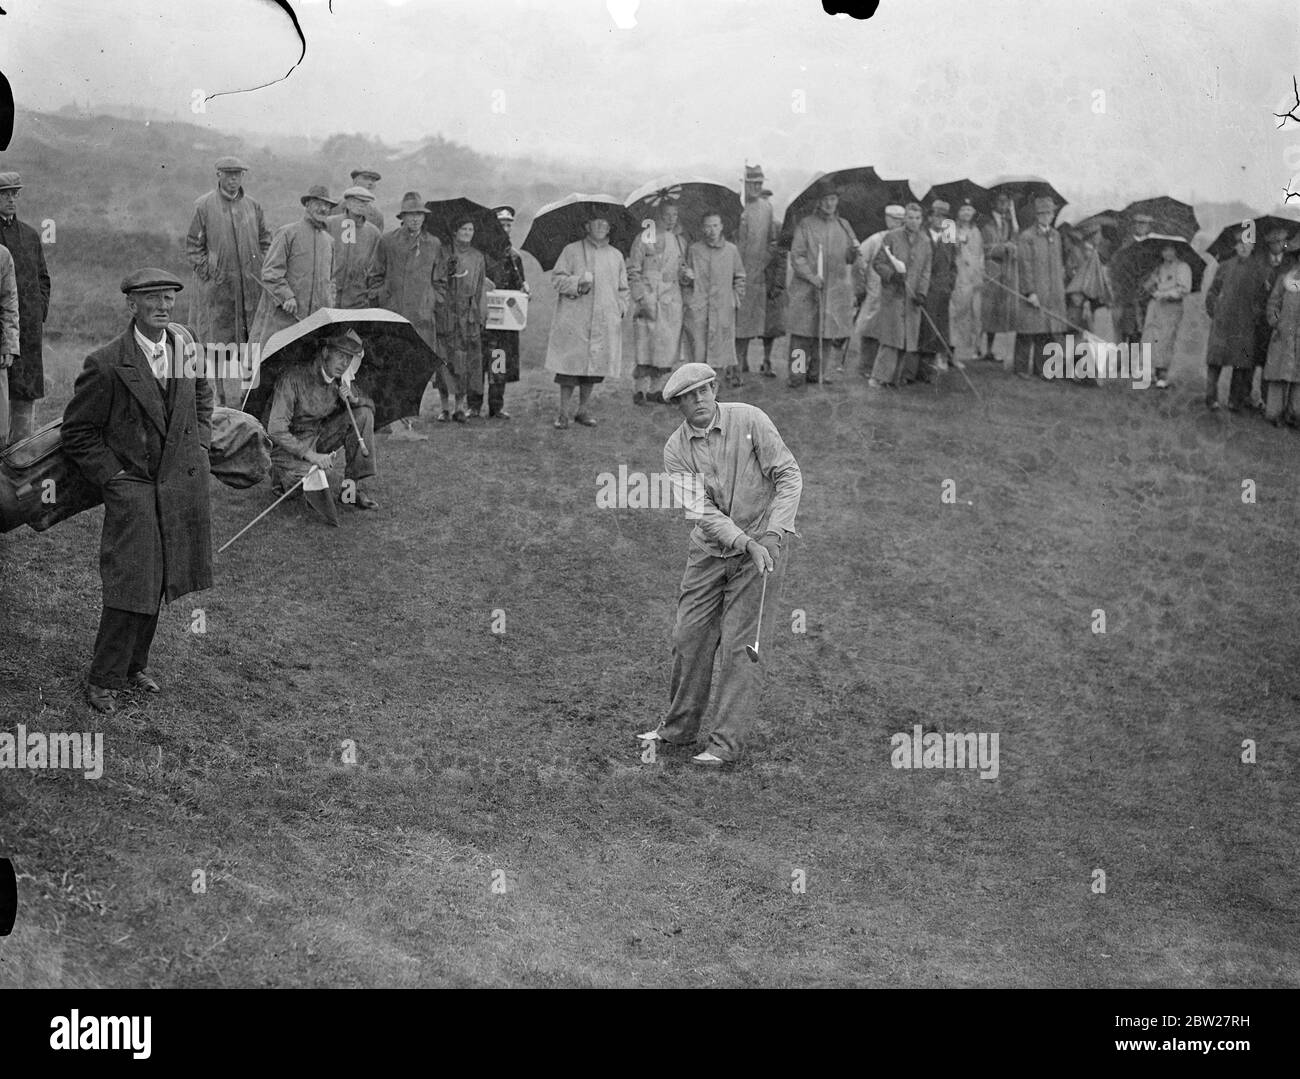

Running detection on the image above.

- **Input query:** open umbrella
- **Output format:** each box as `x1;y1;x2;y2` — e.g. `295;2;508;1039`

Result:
1056;206;1125;262
521;193;639;270
1206;215;1300;262
1121;196;1199;242
921;179;991;216
983;174;1068;225
1109;234;1207;295
624;176;742;242
242;307;438;431
781;167;915;245
423;197;511;263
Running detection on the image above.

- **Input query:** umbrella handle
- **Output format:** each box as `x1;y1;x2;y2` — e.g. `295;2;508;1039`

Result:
342;395;369;457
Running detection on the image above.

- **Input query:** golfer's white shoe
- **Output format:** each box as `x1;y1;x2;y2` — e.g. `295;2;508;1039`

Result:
637;728;664;742
691;751;726;765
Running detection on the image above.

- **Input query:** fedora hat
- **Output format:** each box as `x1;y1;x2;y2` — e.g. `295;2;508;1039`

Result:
300;184;339;207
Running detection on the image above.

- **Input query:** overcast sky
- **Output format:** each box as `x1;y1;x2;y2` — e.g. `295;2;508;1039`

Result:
2;0;1298;209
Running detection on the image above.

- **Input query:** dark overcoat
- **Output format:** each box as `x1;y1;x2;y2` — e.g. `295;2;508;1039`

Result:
0;215;52;399
919;234;957;354
61;321;214;613
1204;254;1271;369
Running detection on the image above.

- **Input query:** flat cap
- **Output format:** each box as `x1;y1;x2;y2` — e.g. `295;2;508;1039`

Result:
884;204;906;217
121;268;184;294
930;198;951;213
341;185;376;202
214;156;249;172
663;362;718;401
350;168;382;182
0;172;22;191
1131;212;1155;224
493;205;516;222
323;328;365;356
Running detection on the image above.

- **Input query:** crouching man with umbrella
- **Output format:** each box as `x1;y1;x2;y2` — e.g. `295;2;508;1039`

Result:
266;328;379;512
638;362;802;766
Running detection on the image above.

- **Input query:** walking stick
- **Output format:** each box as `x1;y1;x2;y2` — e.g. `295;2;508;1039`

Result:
978;268;1097;339
917;303;983;402
217;463;330;554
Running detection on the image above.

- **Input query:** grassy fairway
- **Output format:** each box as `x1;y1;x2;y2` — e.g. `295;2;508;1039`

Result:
2;307;1298;987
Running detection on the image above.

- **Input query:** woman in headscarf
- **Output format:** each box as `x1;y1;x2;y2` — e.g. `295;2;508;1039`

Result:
432;214;489;423
1263;260;1300;426
1140;243;1192;389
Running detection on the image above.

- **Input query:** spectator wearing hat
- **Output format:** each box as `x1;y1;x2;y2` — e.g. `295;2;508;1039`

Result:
638;362;801;765
736;165;780;377
432;213;489;422
327;187;383;309
0;245;20;443
544;208;629;428
627;199;689;405
1263;260;1300;426
266;327;378;509
349;169;384;233
475;205;527;419
1204;230;1270;411
949;200;985;364
788;179;858;385
1139;242;1192;389
685;211;746;387
1253;226;1297;409
185;157;272;406
913;198;958;381
1063;223;1110;334
868;203;931;388
0;172;51;446
854;204;905;376
249;184;338;348
367;192;444;426
1113;212;1156;347
979;192;1019;363
61;269;213;714
1012;197;1067;379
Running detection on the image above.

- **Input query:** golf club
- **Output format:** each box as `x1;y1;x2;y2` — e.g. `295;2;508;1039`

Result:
744;569;770;662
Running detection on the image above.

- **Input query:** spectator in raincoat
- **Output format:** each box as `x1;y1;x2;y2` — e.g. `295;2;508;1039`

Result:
788;179;858;386
627;199;688;405
0;245;18;445
686;212;746;387
0;172;51;445
1112;212;1155;346
349;168;385;233
1013;197;1067;379
1140;242;1192;389
979;192;1019;363
543;208;629;429
249;185;337;349
914;198;957;382
735;165;779;377
1204;231;1269;411
432;214;489;423
948;200;984;364
1263;260;1300;425
855;204;905;376
185;157;272;406
327;187;382;309
367;192;442;428
868;203;931;389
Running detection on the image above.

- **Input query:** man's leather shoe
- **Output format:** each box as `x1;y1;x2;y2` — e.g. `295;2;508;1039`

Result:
355;491;380;510
489;409;511;420
87;684;117;713
573;412;597;427
129;670;160;693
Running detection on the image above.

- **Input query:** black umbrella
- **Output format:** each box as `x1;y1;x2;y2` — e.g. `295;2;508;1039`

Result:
1121;196;1199;243
242;307;438;431
922;178;991;216
624;176;742;242
1206;215;1300;262
1109;234;1208;295
423;197;511;263
780;167;916;245
521;193;639;271
983;174;1068;226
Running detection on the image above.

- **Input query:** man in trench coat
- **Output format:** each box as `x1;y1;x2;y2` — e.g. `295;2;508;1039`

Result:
185;157;273;406
788;180;858;386
61;269;214;713
867;203;932;388
0;171;51;446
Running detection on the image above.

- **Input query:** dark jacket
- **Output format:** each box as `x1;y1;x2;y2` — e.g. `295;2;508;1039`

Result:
0;214;52;399
61;322;213;612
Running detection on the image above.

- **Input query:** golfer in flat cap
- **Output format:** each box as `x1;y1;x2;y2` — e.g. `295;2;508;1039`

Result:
639;362;801;764
61;269;213;714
